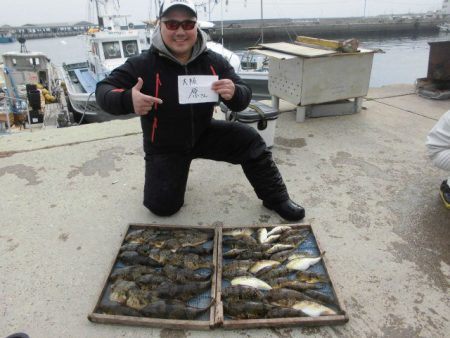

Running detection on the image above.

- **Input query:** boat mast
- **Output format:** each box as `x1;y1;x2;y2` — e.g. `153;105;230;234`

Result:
260;0;264;43
221;0;224;46
94;0;104;29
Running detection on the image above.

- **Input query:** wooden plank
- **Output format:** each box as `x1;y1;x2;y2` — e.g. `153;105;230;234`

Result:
209;225;219;328
219;224;349;329
222;315;348;329
89;223;216;330
214;224;224;328
296;36;343;50
314;229;349;322
88;313;212;330
259;42;336;58
89;225;127;319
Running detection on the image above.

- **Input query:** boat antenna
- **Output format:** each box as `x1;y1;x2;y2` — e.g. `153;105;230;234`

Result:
18;37;28;53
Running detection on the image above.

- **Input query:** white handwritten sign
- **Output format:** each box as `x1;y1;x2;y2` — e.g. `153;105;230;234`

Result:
178;75;218;104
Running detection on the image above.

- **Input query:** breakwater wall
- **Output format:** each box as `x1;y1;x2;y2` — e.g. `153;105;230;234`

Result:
209;17;444;42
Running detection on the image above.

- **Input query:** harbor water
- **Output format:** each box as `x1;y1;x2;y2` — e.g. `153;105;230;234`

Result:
0;31;449;88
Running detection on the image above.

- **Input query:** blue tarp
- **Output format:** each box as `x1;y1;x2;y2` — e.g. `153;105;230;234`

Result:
74;69;97;94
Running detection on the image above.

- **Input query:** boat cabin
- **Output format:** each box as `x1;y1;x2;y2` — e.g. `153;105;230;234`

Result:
2;52;52;87
86;30;142;82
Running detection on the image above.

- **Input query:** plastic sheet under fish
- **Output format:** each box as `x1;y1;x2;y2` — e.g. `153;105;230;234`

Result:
221;227;340;319
97;226;216;322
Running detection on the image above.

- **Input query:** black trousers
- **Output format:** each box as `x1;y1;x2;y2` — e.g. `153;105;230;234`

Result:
143;120;289;216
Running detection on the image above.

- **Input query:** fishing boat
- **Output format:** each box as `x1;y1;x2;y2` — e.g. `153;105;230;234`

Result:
1;37;64;131
60;0;147;123
61;0;269;124
438;23;450;32
200;21;269;99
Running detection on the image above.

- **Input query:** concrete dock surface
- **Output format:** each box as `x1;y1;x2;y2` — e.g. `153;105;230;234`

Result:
1;84;449;337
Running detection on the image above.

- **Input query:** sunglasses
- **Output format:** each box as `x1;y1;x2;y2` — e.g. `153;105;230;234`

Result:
162;19;197;31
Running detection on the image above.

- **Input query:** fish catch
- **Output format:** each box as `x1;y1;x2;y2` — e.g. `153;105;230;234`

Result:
269;277;320;291
257;228;268;244
257;266;291;280
265;234;281;244
224;236;258;248
249;260;281;274
223;228;254;238
119;251;161;267
266;307;308;318
109;280;138;304
126;289;156;310
286;255;322;271
266;225;292;237
135;273;168;289
281;235;307;246
223;301;273;319
155;280;211;301
292;300;337;317
223;248;247;258
119;243;140;252
265;244;295;255
176;243;213;255
303;290;336;306
222;285;265;302
149;250;211;270
235;250;266;260
231;276;272;290
278;229;310;241
109;265;156;282
265;288;309;303
140;299;213;320
222;260;254;279
98;302;143;317
163;265;211;283
160;231;210;252
296;271;329;284
270;249;297;262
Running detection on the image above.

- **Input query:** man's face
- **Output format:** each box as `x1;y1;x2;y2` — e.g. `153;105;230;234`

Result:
160;7;198;61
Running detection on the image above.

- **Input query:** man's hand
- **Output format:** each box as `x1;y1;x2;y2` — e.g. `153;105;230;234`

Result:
212;79;235;101
132;77;163;115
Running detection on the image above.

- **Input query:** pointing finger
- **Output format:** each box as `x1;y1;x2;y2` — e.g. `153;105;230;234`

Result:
140;94;163;105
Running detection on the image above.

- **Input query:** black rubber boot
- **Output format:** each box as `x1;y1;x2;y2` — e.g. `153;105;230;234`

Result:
263;199;305;221
6;333;31;338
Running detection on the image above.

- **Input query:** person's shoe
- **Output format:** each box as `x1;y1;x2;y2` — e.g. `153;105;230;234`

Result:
263;199;305;221
6;333;30;338
439;180;450;209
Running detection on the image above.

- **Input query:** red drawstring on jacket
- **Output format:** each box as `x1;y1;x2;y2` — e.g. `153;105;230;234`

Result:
151;117;158;143
154;73;161;110
151;73;162;143
210;65;217;76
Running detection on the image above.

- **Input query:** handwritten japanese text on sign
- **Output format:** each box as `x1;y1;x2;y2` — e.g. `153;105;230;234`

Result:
178;75;218;104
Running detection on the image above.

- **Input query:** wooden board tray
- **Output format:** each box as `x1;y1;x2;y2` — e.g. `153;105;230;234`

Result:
88;223;219;330
216;224;349;329
88;223;348;329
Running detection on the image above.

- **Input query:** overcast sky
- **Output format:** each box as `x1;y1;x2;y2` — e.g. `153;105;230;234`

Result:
0;0;444;26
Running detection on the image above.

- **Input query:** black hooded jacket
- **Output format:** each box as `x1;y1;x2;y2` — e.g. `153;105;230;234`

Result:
95;28;252;154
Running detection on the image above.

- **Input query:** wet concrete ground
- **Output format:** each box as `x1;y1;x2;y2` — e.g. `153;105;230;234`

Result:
0;84;449;337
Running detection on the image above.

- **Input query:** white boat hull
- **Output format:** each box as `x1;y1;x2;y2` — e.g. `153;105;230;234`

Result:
60;64;134;123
